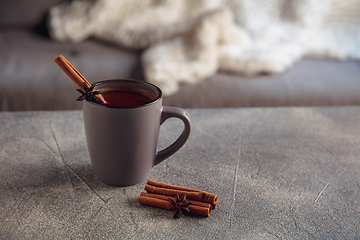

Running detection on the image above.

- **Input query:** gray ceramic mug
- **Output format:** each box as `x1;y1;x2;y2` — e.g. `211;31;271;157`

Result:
83;79;191;186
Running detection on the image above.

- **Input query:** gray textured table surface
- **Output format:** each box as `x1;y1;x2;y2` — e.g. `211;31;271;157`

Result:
1;107;360;239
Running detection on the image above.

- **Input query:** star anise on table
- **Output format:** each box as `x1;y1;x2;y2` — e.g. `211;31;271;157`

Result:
169;193;192;218
76;82;100;102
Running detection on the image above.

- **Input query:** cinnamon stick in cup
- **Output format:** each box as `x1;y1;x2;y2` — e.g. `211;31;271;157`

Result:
54;55;106;104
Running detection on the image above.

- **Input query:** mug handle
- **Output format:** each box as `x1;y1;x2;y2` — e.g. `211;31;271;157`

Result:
154;106;191;165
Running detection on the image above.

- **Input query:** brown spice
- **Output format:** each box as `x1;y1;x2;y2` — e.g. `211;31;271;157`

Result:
145;179;217;209
168;193;191;218
138;192;212;217
54;55;106;104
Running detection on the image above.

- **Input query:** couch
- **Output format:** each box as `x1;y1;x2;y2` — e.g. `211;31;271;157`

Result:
1;0;360;111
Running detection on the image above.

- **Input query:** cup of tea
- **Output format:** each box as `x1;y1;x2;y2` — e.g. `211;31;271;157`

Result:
82;79;191;186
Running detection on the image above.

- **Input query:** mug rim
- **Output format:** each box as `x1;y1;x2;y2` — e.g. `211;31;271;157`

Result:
86;79;162;109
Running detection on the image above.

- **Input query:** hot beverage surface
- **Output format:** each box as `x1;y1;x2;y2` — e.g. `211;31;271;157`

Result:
101;88;156;107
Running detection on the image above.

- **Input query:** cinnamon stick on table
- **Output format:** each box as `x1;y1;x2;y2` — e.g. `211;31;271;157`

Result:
138;192;212;217
54;55;106;104
145;179;217;209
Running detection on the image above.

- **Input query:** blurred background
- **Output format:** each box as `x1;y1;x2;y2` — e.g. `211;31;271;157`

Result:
1;0;360;111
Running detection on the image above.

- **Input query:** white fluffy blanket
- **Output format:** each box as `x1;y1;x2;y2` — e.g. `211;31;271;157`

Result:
48;0;360;96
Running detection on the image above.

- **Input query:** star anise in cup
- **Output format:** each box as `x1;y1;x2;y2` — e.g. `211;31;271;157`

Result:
76;82;100;102
169;194;192;218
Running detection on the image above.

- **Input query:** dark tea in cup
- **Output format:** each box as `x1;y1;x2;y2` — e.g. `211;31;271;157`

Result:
100;88;156;107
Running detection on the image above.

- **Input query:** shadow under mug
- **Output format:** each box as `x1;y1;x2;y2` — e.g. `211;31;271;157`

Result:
83;79;191;186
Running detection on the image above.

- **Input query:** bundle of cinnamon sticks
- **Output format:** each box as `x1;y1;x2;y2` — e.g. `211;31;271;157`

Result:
138;179;217;217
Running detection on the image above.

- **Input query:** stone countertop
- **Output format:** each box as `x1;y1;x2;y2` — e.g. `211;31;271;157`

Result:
1;107;360;239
